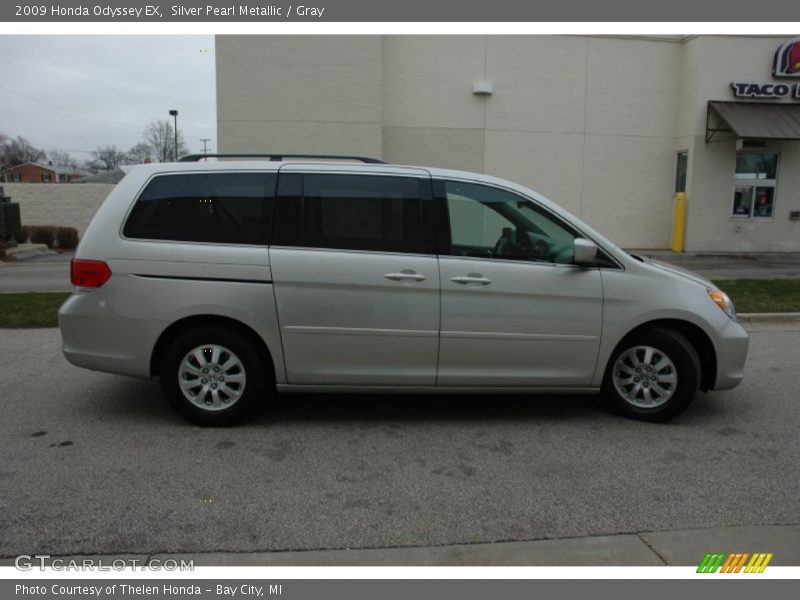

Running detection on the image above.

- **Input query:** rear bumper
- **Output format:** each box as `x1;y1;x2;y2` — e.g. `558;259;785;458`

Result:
58;292;162;378
713;319;750;391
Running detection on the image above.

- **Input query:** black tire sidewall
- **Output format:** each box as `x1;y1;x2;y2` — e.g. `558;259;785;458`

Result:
160;326;268;426
603;328;700;422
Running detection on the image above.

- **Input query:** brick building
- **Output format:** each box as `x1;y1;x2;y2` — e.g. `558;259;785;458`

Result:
2;162;84;183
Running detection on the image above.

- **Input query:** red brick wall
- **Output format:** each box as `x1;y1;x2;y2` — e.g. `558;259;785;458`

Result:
3;164;58;183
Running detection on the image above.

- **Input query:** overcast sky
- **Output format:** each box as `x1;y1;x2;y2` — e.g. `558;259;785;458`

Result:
0;35;216;160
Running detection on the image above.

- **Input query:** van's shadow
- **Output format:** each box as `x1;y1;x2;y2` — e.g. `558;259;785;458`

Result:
98;376;613;426
266;391;607;425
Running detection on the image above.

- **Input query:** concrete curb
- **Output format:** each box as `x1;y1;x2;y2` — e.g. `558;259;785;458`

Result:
1;243;55;262
739;312;800;326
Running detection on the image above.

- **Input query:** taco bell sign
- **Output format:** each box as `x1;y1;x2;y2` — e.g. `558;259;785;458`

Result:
731;37;800;99
773;37;800;77
730;82;800;99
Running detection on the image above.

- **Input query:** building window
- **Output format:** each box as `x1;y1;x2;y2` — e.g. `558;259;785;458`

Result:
42;173;51;183
675;151;688;193
732;152;777;218
12;172;21;182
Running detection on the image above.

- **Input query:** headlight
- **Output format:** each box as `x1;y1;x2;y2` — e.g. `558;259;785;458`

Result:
708;288;737;321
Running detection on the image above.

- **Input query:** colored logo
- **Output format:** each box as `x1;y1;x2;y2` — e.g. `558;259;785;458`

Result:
774;37;800;77
697;552;773;573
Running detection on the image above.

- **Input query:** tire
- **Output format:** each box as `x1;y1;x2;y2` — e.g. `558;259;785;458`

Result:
159;326;270;426
602;328;701;422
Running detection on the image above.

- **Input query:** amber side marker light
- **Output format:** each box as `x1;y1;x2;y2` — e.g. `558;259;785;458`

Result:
707;288;736;321
71;259;112;288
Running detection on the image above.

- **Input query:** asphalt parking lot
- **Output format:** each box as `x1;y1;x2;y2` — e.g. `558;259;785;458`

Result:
0;326;798;560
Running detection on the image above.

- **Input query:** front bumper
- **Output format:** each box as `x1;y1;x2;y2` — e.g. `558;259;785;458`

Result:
713;318;750;391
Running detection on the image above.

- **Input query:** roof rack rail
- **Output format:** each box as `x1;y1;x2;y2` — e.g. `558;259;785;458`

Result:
179;153;387;164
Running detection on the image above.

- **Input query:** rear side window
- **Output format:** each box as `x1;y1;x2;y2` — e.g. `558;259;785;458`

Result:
123;173;276;244
273;174;431;254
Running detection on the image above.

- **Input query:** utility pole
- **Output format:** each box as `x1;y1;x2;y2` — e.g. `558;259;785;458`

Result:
200;138;211;155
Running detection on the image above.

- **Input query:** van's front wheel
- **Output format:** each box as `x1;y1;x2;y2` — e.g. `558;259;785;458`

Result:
602;328;700;422
160;327;267;426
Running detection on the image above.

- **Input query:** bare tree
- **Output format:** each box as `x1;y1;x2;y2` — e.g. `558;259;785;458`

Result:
48;149;71;167
47;149;82;171
142;120;188;162
89;145;127;171
0;133;46;172
126;142;154;164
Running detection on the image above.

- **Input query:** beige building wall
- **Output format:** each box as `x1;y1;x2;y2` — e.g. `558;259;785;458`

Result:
216;35;383;157
216;35;800;251
380;36;681;248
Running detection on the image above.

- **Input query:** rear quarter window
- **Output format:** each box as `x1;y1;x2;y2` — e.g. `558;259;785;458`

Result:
123;172;276;244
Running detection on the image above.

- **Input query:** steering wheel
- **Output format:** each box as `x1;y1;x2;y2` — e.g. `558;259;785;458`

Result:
493;227;531;258
530;239;550;261
492;227;516;257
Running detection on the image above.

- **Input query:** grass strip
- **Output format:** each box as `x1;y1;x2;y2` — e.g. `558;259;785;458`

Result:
0;292;71;328
713;279;800;314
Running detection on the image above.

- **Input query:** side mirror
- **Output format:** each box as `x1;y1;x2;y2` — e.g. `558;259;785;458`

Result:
573;238;598;265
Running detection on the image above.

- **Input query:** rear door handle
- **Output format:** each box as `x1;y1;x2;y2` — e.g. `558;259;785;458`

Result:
450;274;492;286
384;270;426;282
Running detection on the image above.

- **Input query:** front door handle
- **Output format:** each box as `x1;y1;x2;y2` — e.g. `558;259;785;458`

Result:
385;270;426;283
450;273;492;286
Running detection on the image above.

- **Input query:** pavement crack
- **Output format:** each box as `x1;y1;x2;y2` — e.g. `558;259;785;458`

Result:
637;533;668;566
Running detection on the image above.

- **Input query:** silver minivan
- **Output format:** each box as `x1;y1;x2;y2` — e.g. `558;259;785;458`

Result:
59;154;749;425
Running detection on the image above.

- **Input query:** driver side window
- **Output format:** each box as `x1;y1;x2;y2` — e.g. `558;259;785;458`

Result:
443;180;577;263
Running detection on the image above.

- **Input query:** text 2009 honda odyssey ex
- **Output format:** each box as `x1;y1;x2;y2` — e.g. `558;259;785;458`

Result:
59;154;749;425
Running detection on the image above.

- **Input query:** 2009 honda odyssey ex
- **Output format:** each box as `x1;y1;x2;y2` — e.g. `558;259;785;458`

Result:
59;154;749;425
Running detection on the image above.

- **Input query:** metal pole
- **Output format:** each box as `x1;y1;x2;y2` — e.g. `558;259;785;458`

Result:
200;138;211;154
671;192;687;254
169;109;179;161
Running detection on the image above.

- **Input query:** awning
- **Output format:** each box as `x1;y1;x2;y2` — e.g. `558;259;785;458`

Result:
706;101;800;143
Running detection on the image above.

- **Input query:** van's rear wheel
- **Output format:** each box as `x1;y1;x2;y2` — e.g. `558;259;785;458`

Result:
160;327;268;426
602;328;700;422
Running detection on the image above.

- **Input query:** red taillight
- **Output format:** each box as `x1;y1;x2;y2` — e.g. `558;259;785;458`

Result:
71;259;112;288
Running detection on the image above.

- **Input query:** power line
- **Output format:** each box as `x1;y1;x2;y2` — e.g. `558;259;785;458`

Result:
41;145;95;155
0;88;140;129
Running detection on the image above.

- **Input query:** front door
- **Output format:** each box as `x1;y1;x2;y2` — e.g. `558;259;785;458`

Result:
436;179;603;387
